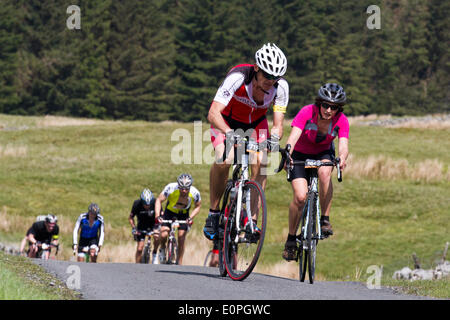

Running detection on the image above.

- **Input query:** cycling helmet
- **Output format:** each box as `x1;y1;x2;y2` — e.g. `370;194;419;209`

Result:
140;188;153;206
45;214;57;224
177;173;193;189
317;83;347;105
88;203;100;215
255;43;287;77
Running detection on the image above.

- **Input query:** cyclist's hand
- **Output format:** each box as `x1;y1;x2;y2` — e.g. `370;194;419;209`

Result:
157;216;163;224
339;157;347;170
266;134;280;152
131;228;137;235
42;243;49;250
187;217;193;226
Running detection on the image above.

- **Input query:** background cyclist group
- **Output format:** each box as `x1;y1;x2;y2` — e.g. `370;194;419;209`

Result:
20;43;349;267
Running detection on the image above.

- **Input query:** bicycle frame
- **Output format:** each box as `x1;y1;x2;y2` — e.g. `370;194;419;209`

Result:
226;137;259;243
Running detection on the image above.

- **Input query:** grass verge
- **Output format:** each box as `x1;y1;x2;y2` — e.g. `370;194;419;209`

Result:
0;251;80;300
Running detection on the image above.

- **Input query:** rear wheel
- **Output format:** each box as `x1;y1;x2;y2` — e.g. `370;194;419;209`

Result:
223;180;267;281
141;244;150;264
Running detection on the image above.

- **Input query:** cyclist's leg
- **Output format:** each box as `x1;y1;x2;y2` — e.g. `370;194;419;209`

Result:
210;240;219;267
177;229;187;265
135;236;145;263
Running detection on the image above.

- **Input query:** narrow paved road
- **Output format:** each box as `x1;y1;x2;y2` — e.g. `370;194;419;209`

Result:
34;260;432;300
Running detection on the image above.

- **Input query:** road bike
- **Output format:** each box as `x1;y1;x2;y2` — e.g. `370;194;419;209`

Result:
160;218;189;265
138;229;157;264
218;135;267;281
203;249;214;267
31;242;59;260
277;144;342;284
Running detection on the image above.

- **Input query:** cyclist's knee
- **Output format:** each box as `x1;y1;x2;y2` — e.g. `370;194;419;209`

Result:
293;193;307;206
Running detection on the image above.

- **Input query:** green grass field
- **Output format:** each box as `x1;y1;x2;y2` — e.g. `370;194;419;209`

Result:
0;114;449;298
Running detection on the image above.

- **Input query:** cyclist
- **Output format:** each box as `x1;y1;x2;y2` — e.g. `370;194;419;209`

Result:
204;43;289;258
155;173;201;265
281;83;349;261
73;203;105;263
129;188;161;264
25;214;59;259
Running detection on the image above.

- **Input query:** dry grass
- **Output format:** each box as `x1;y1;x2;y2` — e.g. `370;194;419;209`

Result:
36;115;105;128
0;144;27;158
345;154;448;182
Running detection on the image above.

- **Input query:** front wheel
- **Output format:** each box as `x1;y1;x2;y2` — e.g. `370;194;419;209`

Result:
223;180;267;281
167;239;177;265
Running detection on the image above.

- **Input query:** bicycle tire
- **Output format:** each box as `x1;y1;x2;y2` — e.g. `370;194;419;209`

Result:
218;180;233;277
306;192;317;284
141;245;150;264
298;202;308;282
224;180;267;281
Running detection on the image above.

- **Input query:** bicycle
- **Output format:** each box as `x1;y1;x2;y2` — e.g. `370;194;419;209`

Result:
73;245;99;263
203;249;214;267
160;218;189;265
31;242;59;260
217;135;267;281
276;144;342;284
138;229;157;264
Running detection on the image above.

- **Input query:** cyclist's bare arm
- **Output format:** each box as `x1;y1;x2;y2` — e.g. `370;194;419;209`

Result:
285;126;303;155
27;233;37;245
337;137;349;170
155;193;167;220
128;213;136;229
271;111;285;139
189;200;202;220
207;101;232;134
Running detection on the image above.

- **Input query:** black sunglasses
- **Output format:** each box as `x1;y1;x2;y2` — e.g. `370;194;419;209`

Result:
261;70;280;81
321;102;340;111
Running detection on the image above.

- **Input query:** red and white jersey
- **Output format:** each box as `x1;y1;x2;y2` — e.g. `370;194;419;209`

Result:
213;64;289;124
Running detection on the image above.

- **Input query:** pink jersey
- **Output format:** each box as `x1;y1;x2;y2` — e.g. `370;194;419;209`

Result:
291;104;349;154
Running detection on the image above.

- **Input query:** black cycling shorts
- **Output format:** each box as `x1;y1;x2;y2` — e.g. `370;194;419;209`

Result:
161;210;189;231
288;149;334;182
78;238;99;252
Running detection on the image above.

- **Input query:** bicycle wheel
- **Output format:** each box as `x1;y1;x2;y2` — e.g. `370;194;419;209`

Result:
298;203;308;282
218;180;233;276
141;245;150;264
306;193;318;284
167;240;176;264
223;180;267;281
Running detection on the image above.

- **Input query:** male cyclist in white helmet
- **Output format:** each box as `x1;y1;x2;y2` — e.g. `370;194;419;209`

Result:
155;173;201;265
129;188;161;264
204;43;290;265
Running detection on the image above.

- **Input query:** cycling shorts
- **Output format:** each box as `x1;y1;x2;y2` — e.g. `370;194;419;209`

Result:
161;210;189;231
288;149;334;182
78;237;99;252
134;227;160;242
210;116;269;149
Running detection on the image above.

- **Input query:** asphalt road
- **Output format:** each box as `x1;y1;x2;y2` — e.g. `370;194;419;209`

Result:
33;259;433;300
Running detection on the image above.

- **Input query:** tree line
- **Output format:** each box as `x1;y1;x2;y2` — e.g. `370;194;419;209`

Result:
0;0;448;121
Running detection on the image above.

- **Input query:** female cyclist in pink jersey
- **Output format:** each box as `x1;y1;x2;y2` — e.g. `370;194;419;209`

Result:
282;83;349;261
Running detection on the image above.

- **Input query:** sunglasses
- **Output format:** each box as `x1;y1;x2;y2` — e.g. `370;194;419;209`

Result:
321;102;340;111
261;70;280;81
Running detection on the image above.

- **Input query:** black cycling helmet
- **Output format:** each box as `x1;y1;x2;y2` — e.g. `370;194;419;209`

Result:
177;173;193;189
88;203;100;215
45;214;58;224
317;83;347;105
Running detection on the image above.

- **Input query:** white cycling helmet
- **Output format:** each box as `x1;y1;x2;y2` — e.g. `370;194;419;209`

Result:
255;43;287;77
177;173;193;189
140;188;153;206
